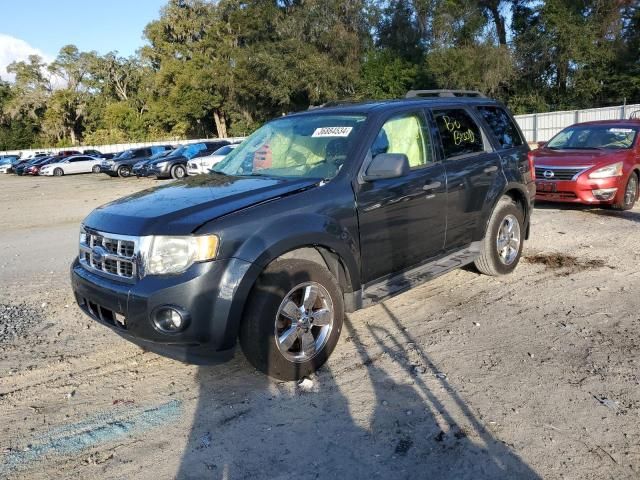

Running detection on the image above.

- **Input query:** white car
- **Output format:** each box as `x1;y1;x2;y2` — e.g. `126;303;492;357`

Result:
186;144;238;175
39;155;103;176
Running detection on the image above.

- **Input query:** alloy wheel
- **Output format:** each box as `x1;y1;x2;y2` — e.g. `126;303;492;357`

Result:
496;214;521;265
274;282;334;363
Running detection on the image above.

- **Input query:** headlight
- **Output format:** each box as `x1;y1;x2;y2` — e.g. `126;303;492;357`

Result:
79;225;87;244
155;161;168;168
146;235;219;275
589;162;623;179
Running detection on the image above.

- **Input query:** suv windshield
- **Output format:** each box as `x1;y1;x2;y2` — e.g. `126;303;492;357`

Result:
547;125;638;150
213;114;366;179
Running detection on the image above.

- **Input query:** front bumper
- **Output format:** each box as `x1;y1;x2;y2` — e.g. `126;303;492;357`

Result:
187;164;206;175
71;256;255;359
147;164;172;178
99;165;118;176
535;176;623;204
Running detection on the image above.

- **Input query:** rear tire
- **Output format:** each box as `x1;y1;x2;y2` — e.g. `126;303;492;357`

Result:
53;168;64;177
611;172;638;211
171;165;186;179
240;259;344;381
474;196;524;276
117;165;131;178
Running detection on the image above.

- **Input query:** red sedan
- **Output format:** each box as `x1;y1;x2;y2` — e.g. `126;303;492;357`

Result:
531;119;640;210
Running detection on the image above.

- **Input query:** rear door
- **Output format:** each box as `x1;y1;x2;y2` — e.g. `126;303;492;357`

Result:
75;156;95;172
475;104;530;190
429;107;502;250
355;110;447;283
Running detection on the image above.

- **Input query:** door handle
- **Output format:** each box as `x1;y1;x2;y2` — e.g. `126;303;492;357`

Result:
484;166;498;174
423;181;442;191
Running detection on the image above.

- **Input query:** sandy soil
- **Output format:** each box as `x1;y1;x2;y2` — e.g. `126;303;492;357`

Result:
0;173;639;480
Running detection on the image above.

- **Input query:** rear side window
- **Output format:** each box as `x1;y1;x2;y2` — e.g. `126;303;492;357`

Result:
477;106;523;149
432;109;485;159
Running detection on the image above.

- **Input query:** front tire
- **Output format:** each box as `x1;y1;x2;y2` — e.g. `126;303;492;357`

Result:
171;165;186;179
612;172;638;211
53;168;64;177
117;165;131;178
474;196;524;276
240;259;344;381
92;165;101;173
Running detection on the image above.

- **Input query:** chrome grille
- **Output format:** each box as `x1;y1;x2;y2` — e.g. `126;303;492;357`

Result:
79;228;138;282
535;166;590;181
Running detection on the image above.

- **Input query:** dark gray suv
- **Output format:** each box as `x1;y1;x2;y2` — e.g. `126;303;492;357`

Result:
71;90;535;380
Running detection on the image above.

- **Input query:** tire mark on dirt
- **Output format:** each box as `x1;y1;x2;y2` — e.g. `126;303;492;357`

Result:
0;399;183;476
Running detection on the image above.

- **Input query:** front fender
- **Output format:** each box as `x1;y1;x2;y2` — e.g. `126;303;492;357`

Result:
233;212;360;289
195;182;361;345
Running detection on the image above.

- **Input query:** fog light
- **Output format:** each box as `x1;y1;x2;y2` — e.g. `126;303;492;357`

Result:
592;188;617;201
153;306;189;333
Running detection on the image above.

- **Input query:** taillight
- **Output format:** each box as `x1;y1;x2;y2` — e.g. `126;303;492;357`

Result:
527;151;535;180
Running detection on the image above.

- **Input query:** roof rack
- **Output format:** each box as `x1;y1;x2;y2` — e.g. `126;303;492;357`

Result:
406;90;486;99
308;99;368;110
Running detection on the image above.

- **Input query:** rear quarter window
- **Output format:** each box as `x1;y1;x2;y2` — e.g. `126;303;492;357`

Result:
477;106;524;149
432;108;485;159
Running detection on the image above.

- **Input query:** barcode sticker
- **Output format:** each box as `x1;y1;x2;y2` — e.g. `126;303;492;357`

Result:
609;128;633;133
312;127;353;137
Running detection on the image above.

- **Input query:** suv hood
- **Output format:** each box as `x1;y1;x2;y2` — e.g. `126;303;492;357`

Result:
83;174;319;235
533;148;629;167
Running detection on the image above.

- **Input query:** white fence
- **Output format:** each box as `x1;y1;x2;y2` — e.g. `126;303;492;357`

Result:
515;103;640;143
0;137;246;157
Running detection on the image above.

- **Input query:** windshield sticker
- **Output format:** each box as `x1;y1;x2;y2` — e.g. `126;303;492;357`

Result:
609;128;633;133
312;126;353;137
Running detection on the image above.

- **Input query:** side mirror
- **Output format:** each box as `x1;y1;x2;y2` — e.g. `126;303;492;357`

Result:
536;141;547;149
363;153;410;181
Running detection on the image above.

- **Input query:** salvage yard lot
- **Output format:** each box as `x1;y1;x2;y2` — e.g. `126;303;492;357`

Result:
1;173;639;479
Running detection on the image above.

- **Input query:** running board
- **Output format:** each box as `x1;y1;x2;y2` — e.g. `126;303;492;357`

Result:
361;242;482;307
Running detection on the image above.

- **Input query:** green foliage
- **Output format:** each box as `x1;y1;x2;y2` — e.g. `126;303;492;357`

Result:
0;0;638;150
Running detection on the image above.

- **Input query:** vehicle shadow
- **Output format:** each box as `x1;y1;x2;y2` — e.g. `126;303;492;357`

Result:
175;300;540;479
534;201;640;223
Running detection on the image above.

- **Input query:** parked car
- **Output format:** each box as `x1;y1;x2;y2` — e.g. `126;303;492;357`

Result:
17;156;54;176
20;152;50;161
187;144;239;175
52;150;81;158
0;156;20;174
39;155;102;176
100;146;173;178
132;150;174;177
146;141;231;179
71;90;534;380
83;149;103;157
6;158;32;174
532;119;640;210
15;158;39;176
28;156;60;175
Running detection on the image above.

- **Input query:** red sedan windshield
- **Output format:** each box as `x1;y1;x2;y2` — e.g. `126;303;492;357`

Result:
547;125;638;150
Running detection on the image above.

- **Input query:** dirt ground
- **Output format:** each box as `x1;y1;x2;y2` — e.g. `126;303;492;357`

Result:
1;173;639;480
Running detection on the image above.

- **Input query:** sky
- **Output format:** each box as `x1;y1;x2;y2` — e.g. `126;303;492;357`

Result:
0;0;167;81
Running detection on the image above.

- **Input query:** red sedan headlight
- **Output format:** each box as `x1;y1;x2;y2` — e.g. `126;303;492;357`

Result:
589;162;623;179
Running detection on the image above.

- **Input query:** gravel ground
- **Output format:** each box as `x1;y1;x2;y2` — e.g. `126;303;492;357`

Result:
0;173;639;480
0;303;44;344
